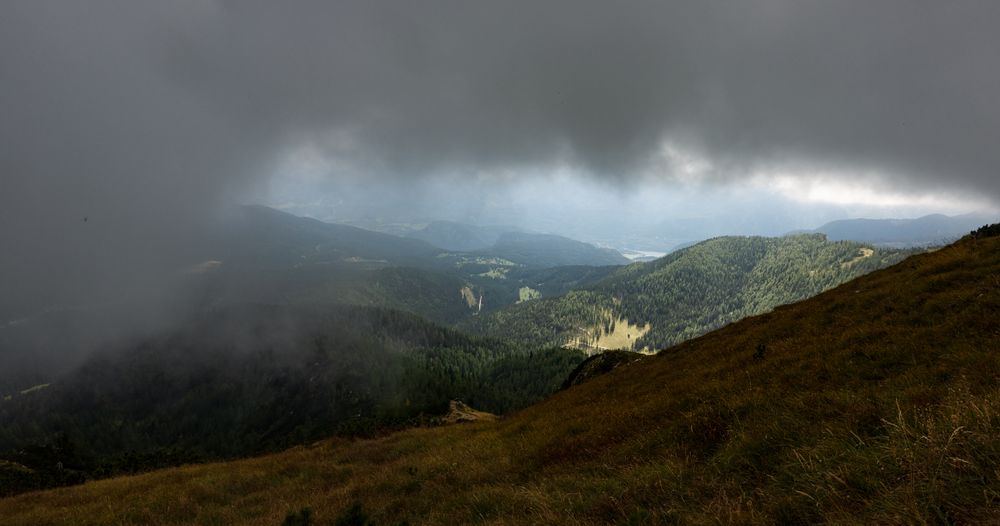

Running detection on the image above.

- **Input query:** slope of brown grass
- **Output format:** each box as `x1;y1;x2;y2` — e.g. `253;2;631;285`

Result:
3;236;1000;525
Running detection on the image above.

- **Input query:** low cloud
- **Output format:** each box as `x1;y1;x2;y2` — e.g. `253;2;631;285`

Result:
3;0;999;317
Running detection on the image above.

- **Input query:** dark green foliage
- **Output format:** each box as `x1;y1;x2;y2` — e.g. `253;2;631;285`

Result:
360;267;473;324
969;222;1000;239
0;304;584;495
406;220;512;251
0;434;89;497
466;234;914;350
462;289;611;349
220;205;443;269
481;231;629;267
459;265;620;315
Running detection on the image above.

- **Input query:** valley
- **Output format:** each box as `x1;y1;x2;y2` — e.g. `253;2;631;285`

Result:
0;208;918;500
3;223;998;525
0;206;991;521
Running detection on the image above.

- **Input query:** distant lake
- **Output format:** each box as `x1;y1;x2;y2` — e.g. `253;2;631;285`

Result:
621;249;667;261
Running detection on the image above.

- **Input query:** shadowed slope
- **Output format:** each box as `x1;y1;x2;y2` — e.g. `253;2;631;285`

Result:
2;233;999;524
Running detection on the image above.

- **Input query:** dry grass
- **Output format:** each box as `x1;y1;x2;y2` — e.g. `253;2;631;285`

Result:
567;308;651;354
3;236;1000;525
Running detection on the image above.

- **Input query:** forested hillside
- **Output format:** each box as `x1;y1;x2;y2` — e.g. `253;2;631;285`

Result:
466;234;911;351
0;206;625;393
405;221;517;251
197;206;626;323
0;304;583;497
481;232;629;267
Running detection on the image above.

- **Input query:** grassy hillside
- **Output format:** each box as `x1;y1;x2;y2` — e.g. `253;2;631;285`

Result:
3;229;998;524
466;234;910;351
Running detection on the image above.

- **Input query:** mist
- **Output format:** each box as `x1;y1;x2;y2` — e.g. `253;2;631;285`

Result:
2;0;999;359
265;167;994;253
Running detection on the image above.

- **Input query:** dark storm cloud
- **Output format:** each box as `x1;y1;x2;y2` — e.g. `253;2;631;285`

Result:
154;0;1000;188
0;2;269;315
2;0;999;315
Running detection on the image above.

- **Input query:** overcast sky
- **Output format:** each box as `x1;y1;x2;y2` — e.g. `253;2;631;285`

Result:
3;0;1000;315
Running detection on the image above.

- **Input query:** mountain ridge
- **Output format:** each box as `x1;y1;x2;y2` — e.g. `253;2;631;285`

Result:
405;220;520;252
812;212;998;247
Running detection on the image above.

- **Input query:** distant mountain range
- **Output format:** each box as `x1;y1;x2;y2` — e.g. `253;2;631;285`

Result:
485;231;628;267
406;220;629;266
405;220;519;251
213;207;628;270
810;212;998;247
